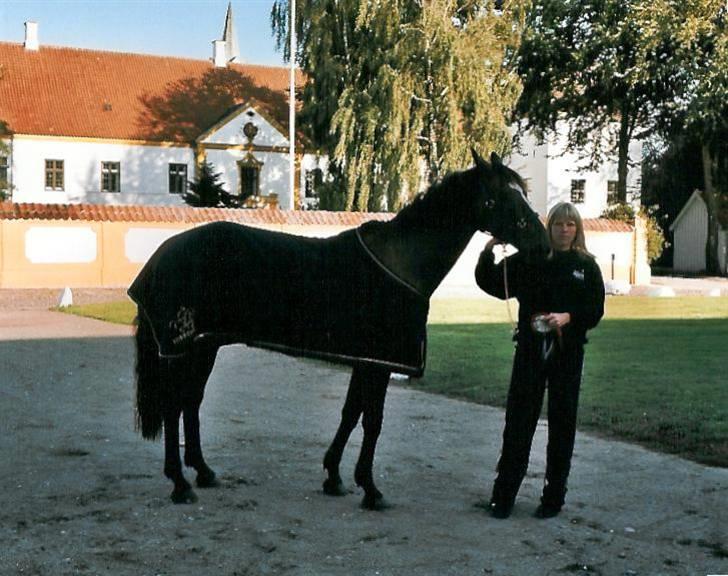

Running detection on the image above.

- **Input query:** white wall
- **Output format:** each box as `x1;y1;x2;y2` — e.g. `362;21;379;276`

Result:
203;107;288;148
201;106;296;208
205;148;292;207
508;121;642;219
10;136;193;205
673;195;708;272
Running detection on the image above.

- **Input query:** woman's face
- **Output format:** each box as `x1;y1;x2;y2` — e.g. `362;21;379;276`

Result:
550;217;577;251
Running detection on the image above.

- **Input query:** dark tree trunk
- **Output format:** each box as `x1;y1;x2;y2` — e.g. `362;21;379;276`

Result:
702;146;721;275
616;109;630;204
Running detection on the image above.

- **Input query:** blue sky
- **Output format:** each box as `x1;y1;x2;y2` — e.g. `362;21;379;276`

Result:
0;0;285;66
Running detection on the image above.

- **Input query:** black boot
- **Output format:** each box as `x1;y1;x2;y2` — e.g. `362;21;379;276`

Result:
489;497;515;519
489;482;517;519
535;483;565;518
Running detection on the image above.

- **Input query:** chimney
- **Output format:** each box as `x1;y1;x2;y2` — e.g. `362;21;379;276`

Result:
24;21;39;51
213;40;227;68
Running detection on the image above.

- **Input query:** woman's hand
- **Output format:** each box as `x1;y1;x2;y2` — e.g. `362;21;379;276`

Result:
485;237;503;251
545;312;571;329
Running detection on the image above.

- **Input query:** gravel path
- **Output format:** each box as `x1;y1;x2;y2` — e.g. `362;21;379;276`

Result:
1;310;726;575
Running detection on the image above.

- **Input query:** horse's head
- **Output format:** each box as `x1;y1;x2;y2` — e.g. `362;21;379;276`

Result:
470;149;549;259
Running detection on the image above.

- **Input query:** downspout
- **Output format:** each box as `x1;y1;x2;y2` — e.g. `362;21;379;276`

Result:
9;134;13;201
289;0;296;210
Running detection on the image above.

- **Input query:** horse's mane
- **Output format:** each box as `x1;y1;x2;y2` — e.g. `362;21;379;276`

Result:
391;171;473;230
391;163;528;230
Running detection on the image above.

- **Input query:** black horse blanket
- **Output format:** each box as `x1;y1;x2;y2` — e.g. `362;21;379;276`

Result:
128;221;429;376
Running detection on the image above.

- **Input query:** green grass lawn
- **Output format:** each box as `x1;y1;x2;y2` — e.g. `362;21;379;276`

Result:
421;297;728;468
60;295;728;467
59;301;137;326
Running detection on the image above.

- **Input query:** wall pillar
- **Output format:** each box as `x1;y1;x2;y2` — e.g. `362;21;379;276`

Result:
632;215;652;285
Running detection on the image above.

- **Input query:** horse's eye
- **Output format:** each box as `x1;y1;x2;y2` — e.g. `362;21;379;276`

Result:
485;198;495;209
517;218;527;229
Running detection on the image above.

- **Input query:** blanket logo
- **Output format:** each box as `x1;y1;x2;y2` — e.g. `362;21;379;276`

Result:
169;306;196;345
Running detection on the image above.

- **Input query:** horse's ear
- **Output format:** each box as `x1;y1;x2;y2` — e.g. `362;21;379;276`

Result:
490;151;503;166
471;148;488;169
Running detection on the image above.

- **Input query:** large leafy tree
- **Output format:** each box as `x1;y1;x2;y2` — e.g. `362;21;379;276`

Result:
271;0;528;211
634;0;727;273
514;0;684;204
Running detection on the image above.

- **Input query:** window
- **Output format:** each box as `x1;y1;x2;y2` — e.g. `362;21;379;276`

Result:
305;168;323;199
0;156;8;195
237;154;263;200
101;162;120;193
169;163;187;194
570;179;585;204
45;160;64;190
607;180;618;205
240;165;259;198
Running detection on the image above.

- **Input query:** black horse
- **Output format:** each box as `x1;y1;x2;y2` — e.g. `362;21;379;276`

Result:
129;150;549;509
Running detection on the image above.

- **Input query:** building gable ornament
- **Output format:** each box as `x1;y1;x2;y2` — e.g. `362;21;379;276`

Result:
196;103;288;148
242;122;258;144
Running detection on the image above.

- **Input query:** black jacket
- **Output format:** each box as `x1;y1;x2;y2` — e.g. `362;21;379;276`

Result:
475;248;605;347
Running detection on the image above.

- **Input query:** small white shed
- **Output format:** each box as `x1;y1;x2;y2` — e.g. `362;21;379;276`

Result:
670;190;727;274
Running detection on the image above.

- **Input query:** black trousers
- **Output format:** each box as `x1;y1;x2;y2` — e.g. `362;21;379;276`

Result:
492;337;585;506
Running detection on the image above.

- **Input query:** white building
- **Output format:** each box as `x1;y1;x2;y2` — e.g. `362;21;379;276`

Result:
0;19;325;210
670;190;728;274
508;125;643;219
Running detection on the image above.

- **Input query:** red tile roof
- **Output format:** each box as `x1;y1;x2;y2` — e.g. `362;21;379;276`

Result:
0;201;632;231
0;202;393;226
583;218;633;232
0;42;301;143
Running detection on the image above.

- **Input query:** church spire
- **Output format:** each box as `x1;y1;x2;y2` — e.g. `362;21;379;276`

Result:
222;2;241;63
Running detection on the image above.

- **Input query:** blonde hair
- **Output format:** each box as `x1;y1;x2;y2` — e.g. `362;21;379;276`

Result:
547;202;590;255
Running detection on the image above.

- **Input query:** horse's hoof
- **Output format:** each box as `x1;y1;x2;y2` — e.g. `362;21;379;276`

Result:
323;477;347;496
171;486;197;504
361;493;390;511
196;470;220;489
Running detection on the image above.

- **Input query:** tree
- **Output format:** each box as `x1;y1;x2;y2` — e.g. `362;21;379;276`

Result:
633;0;727;273
514;0;683;204
272;0;528;211
183;161;242;208
137;68;288;143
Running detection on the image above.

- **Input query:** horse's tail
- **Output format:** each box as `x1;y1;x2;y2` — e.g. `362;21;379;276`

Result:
134;311;163;440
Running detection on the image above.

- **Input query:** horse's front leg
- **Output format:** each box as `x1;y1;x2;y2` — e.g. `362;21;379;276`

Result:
323;367;364;496
354;367;390;510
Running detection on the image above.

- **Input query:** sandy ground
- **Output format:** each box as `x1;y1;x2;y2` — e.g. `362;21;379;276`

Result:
1;310;726;576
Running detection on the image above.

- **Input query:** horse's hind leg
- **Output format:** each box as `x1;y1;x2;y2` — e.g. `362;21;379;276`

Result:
355;366;390;510
162;359;196;503
323;367;364;496
182;342;219;489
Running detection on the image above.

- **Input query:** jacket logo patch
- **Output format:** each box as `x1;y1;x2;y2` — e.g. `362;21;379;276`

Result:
573;269;585;281
170;306;196;345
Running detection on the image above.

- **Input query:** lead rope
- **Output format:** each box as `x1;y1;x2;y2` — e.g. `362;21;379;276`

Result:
501;246;517;336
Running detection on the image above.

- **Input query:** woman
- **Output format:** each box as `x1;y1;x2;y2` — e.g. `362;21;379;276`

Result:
475;201;604;519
